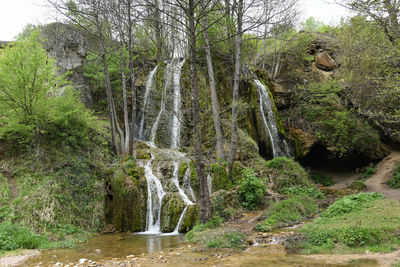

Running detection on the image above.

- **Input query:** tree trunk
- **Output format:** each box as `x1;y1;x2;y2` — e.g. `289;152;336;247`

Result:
189;0;212;223
127;0;136;155
228;0;243;174
202;2;225;160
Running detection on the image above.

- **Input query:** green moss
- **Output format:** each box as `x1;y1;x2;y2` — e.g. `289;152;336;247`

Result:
348;180;367;191
209;162;232;192
266;157;311;191
160;193;185;232
105;163;147;232
311;172;334;186
179;204;199;233
136;150;151;160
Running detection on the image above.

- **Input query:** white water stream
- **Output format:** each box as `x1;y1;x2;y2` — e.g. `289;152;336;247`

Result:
254;79;290;158
138;66;158;140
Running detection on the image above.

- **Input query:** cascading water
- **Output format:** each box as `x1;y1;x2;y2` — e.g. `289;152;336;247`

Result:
138;58;196;235
254;79;291;158
138;66;158;140
150;62;173;144
170;59;185;148
139;155;165;234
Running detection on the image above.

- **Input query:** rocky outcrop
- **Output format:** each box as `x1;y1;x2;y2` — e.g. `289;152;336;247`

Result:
315;51;338;71
41;23;96;107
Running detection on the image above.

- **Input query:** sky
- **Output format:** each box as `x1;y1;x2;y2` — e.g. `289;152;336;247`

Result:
0;0;351;41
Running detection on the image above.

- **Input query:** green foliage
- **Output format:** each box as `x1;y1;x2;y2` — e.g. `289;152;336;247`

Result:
266;157;311;191
238;168;265;210
321;192;384;218
338;16;400;134
0;31;96;150
311;173;334;186
0;222;45;251
255;196;316;232
298;80;380;157
281;185;325;199
361;167;377;180
301;17;340;34
387;166;400;189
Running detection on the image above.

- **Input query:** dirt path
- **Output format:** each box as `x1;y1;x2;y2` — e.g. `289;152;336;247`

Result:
365;149;400;199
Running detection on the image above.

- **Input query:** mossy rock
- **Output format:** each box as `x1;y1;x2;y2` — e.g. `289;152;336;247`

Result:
179;204;199;233
136;150;151;160
160;192;186;233
211;189;239;220
209;162;232;192
348;180;367;191
104;168;148;232
266;157;311;191
134;141;151;150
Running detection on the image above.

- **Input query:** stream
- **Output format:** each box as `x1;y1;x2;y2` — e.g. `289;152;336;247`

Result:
19;233;380;267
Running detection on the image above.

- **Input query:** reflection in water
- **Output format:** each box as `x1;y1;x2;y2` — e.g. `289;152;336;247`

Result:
25;233;181;266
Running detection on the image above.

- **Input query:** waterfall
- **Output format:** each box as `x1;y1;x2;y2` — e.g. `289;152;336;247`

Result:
172;162;194;205
170;59;185;148
138;66;158;140
254;79;290;158
139;155;165;234
150;62;173;144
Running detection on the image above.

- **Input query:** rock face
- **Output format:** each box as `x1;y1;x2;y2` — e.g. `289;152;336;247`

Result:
41;23;95;107
315;51;338;71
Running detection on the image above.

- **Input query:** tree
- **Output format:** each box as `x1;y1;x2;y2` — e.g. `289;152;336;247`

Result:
338;0;400;44
0;31;94;149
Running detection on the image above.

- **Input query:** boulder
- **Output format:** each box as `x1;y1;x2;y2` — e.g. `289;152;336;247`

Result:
315;51;338;71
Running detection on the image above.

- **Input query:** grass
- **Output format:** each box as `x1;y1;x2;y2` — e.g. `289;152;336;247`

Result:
291;194;400;254
185;216;247;249
255;196;317;232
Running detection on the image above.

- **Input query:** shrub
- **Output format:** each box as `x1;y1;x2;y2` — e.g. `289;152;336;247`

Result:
255;196;316;232
0;222;45;251
321;192;384;218
281;185;325;199
238;168;265;210
387;166;400;189
311;173;334;186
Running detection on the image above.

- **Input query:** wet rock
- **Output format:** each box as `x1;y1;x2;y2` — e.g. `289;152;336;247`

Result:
79;258;88;264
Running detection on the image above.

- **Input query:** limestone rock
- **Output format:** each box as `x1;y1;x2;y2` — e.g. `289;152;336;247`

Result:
315;51;338;71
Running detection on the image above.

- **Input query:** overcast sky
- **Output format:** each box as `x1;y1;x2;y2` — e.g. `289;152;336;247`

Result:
0;0;350;41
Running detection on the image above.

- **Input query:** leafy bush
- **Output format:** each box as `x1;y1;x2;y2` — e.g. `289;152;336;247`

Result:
255;196;316;232
0;222;45;251
311;173;334;186
238;168;265;210
321;192;384;218
266;157;311;191
0;30;96;150
281;185;324;199
387;166;400;189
